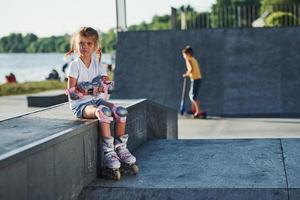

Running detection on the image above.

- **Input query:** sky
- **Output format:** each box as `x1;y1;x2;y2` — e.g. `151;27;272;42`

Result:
0;0;216;37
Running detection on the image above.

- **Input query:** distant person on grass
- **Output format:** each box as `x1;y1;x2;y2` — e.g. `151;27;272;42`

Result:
182;45;205;119
5;73;17;84
46;69;60;81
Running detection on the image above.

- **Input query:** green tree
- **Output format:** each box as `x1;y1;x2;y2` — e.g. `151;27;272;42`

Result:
23;33;38;46
210;0;261;28
260;0;300;26
0;33;70;53
265;11;299;26
128;22;150;31
5;33;26;52
0;36;9;52
261;0;300;13
101;29;117;53
128;14;171;31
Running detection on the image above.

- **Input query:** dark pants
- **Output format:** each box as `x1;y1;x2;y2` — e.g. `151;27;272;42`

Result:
189;79;202;101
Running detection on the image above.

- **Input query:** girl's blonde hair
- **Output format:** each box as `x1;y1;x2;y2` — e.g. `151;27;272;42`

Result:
65;27;101;57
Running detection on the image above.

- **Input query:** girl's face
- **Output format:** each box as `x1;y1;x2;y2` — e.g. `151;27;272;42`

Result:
75;35;97;57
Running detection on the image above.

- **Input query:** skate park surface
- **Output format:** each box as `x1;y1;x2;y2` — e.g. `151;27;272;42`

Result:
80;118;300;200
1;95;300;199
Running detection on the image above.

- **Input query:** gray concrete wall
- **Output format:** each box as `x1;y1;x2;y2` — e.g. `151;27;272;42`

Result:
112;27;300;117
0;99;177;200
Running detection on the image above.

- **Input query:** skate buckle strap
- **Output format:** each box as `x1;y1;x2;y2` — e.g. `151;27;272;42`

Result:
104;151;120;161
117;148;131;159
115;141;126;150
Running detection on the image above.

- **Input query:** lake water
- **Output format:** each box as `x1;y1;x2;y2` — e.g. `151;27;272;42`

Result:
0;53;113;84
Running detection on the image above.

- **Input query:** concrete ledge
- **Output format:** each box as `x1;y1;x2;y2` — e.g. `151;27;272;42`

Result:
0;99;177;200
27;90;68;107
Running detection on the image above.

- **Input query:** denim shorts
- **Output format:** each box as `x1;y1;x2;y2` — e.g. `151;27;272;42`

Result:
189;79;202;101
72;98;105;119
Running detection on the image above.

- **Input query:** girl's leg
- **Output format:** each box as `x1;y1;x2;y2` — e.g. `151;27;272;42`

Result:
83;105;111;138
100;102;137;169
84;104;120;177
98;100;126;137
115;122;126;137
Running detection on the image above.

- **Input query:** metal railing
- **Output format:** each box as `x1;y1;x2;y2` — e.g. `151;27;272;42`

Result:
173;4;300;29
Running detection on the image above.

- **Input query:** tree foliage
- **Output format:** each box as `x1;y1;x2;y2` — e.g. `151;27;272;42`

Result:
260;0;300;14
0;33;70;53
265;11;299;26
210;0;261;28
101;29;117;53
128;14;171;31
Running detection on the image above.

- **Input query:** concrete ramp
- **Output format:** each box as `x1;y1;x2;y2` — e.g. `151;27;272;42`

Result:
78;139;300;200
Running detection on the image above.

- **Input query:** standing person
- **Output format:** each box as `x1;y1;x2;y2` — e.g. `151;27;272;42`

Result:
65;27;138;180
182;45;206;119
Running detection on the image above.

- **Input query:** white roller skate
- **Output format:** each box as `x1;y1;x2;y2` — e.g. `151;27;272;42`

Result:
115;134;139;175
101;137;121;180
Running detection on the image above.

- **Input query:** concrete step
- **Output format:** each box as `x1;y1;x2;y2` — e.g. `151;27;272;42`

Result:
78;139;300;200
27;89;68;107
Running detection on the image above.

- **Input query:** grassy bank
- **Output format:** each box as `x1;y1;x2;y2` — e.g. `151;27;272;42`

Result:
0;80;67;96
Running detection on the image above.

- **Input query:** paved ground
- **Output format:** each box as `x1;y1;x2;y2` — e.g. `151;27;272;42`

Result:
0;95;38;120
0;90;65;121
178;115;300;139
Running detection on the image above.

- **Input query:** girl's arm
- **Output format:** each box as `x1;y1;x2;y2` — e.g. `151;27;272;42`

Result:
68;77;77;89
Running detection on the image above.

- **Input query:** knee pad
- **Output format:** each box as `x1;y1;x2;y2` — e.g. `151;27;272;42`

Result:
112;106;128;123
97;105;113;124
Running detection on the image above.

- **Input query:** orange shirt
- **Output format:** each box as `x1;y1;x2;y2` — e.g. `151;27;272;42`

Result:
186;56;202;80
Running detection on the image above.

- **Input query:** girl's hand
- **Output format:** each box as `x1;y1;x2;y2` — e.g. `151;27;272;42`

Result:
101;75;110;83
98;86;105;93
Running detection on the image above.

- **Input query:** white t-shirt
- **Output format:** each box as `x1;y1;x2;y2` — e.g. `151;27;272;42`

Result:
67;56;107;109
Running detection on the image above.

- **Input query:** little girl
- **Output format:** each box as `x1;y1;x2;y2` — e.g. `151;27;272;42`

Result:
65;27;138;180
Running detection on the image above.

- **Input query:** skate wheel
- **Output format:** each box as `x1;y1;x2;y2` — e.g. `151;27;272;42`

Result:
101;168;121;180
131;164;139;175
115;170;121;180
120;163;139;175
